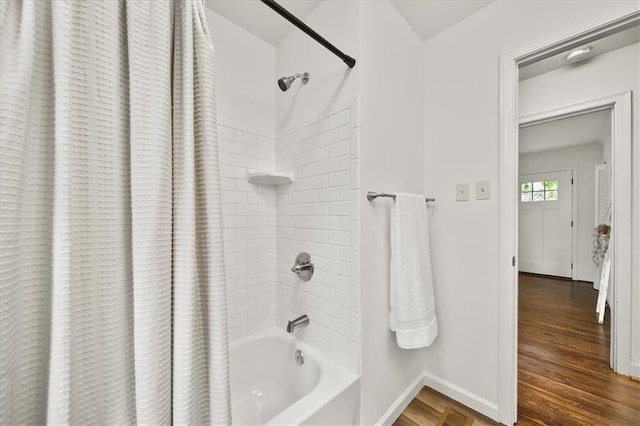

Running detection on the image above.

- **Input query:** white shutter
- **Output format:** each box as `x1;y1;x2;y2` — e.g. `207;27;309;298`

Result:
595;164;609;224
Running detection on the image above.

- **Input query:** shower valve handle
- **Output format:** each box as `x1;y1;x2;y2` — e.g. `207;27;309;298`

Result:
290;252;314;281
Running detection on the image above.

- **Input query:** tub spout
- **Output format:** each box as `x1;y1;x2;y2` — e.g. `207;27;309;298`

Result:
287;314;310;333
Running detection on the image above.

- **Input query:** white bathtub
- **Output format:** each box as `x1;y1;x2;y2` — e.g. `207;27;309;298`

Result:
230;327;360;425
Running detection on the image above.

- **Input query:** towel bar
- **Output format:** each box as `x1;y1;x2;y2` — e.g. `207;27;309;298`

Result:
367;191;435;203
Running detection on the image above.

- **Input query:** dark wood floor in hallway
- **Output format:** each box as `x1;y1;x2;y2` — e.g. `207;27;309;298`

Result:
518;273;640;425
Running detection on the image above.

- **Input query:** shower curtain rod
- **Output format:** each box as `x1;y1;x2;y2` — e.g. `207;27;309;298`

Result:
260;0;357;69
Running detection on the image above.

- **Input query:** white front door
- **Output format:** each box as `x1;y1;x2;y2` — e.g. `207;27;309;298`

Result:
519;171;573;278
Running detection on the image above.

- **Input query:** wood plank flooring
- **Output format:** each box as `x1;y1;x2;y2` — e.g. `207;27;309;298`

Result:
393;387;499;426
393;273;639;425
518;273;640;425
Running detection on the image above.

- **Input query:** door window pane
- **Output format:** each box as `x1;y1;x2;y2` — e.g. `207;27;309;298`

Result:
520;179;561;202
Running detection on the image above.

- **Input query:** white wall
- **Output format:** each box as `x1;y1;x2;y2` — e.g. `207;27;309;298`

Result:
422;0;638;420
519;41;640;374
359;2;426;424
276;1;359;136
206;8;276;134
520;145;604;282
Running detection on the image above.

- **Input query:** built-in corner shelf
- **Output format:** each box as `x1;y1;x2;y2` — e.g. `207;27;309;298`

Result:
246;170;293;185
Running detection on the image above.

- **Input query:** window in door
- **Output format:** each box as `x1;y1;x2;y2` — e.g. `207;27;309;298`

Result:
521;180;558;202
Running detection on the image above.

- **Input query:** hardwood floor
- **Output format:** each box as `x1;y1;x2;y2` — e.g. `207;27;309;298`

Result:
393;273;639;425
518;273;640;425
393;387;499;426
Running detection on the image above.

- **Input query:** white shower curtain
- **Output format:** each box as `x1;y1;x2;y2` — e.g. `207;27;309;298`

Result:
0;1;231;424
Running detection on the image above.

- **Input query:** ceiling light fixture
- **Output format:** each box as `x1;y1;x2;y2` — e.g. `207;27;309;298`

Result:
566;46;592;63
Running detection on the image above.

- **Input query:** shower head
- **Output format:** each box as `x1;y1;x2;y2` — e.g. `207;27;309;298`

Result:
277;72;309;92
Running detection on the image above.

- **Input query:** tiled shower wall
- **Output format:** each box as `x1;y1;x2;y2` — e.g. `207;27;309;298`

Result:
218;118;278;341
276;98;361;372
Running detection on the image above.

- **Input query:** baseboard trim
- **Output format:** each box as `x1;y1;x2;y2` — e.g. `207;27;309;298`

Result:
576;274;594;283
375;372;426;426
422;371;500;422
629;361;640;379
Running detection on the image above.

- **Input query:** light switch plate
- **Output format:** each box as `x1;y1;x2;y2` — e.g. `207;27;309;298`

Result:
476;180;490;200
456;183;469;201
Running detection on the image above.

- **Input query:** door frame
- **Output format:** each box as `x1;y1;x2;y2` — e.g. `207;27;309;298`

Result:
497;4;638;424
518;168;576;280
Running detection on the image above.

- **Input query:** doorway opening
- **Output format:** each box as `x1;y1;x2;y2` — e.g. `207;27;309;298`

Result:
497;7;638;425
515;103;626;423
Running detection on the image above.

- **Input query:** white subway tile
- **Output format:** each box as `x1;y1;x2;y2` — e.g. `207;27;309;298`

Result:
328;140;349;158
329;171;349;187
318;158;339;175
311;146;329;162
224;215;247;228
329;231;349;246
328;109;350;129
235;129;257;145
224;139;247;155
235;155;257;169
259;293;276;306
220;177;236;190
226;103;359;370
259;271;277;283
311;175;329;189
258;227;276;239
223;228;236;242
228;288;248;304
219;151;235;166
247;216;268;227
256;158;274;170
222;203;237;216
318;128;338;147
338;155;350;172
221;165;246;179
307;119;328;137
237;204;258;216
229;312;247;328
247;306;269;322
237;275;259;289
223;190;247;204
236;228;254;241
319;216;339;230
246;145;269;160
218;125;235;140
328;201;349;216
338;124;350;141
225;240;247;253
257;136;275;150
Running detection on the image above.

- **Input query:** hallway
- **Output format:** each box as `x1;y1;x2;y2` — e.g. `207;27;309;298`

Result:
518;273;640;425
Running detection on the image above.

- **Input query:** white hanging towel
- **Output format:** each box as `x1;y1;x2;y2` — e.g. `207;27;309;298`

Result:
390;193;438;349
596;251;611;324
